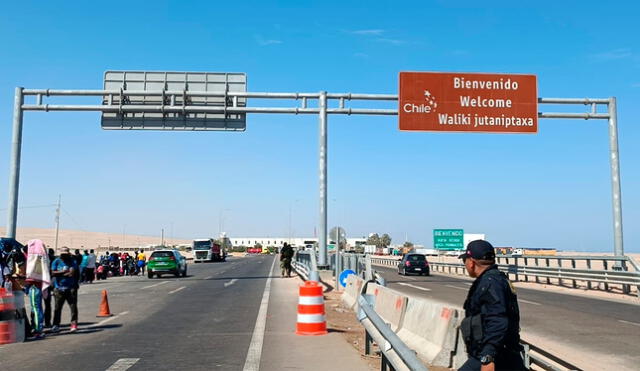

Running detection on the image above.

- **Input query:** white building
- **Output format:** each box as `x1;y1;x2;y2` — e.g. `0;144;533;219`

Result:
230;236;367;249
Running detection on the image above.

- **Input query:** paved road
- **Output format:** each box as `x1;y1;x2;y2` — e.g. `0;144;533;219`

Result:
374;264;640;370
0;254;276;371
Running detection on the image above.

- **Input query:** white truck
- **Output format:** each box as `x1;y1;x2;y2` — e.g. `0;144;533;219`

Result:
193;239;227;262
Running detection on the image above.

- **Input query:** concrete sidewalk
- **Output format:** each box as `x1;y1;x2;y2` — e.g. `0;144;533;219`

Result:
260;268;372;371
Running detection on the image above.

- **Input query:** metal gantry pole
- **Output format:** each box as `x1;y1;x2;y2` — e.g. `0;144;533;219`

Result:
607;97;625;262
318;91;328;268
6;87;24;239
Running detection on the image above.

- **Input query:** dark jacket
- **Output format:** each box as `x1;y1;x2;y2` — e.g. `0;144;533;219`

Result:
462;265;522;359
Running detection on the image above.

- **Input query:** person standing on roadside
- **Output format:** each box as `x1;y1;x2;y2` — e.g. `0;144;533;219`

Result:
85;249;96;283
51;247;79;333
44;248;56;328
24;239;51;339
80;250;89;283
73;249;83;283
280;243;294;278
457;240;525;371
137;250;147;275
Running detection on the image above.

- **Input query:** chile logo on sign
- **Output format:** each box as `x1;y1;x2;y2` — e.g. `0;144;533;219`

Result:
398;72;538;133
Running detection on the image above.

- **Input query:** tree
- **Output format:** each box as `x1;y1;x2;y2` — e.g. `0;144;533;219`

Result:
403;241;414;248
381;234;392;248
366;233;381;248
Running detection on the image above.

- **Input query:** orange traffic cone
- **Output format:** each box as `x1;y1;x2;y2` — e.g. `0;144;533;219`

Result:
97;290;113;317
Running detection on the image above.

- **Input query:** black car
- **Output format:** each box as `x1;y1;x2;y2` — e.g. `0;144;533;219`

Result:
398;253;430;276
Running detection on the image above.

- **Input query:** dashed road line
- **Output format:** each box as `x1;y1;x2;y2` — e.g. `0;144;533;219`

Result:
141;281;169;289
224;279;238;287
445;284;468;291
405;276;417;281
168;286;186;294
204;275;214;280
618;319;640;327
398;282;431;292
105;358;140;371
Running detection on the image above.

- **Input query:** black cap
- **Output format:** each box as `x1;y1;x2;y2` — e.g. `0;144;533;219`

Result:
458;240;495;260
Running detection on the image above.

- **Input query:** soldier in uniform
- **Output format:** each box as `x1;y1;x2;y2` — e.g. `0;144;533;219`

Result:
458;240;526;371
280;243;294;278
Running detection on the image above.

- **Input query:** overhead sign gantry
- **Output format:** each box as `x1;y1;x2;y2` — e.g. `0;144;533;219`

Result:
4;70;625;269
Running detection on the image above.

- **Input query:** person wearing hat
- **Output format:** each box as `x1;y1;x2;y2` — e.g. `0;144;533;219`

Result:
50;247;79;333
458;240;525;371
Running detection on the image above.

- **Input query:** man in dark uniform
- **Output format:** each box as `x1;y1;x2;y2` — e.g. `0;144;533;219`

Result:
280;243;294;278
458;240;525;371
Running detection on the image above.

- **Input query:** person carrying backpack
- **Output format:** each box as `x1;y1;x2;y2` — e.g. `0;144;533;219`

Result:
280;243;294;278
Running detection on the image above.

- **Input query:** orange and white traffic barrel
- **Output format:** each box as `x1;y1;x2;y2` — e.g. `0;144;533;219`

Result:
296;281;327;336
0;288;16;344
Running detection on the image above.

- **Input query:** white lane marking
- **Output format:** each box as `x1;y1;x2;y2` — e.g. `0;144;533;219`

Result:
405;276;417;281
168;286;186;294
618;319;640;327
519;299;541;306
463;282;472;286
90;311;130;329
141;281;169;289
398;282;431;292
446;284;468;291
105;358;140;371
242;256;277;371
204;275;214;280
224;279;238;287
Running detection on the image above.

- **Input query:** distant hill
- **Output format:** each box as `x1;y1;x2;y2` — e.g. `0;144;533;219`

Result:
0;227;190;250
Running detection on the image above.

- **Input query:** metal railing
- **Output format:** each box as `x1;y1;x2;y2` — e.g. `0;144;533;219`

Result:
358;281;429;371
293;251;320;282
369;255;640;297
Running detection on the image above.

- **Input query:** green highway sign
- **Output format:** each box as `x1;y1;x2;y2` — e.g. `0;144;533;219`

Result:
434;229;464;250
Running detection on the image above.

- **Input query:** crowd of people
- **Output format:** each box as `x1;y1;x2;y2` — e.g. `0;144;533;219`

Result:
95;250;147;279
0;237;148;340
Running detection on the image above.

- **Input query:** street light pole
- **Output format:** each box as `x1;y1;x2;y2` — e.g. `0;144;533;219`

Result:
54;194;61;254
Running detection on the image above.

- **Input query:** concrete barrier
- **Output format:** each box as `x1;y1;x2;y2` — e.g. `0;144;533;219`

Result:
395;296;464;367
371;285;409;332
341;274;364;310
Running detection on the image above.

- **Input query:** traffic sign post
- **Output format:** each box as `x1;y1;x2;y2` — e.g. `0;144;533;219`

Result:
434;229;464;250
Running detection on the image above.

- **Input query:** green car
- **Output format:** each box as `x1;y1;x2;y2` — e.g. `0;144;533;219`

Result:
147;250;188;278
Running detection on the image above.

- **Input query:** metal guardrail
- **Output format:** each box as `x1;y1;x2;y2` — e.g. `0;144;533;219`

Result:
521;340;582;371
293;251;320;282
370;255;640;297
358;282;428;371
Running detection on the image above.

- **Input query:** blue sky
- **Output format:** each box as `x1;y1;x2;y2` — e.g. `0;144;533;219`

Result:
0;1;638;252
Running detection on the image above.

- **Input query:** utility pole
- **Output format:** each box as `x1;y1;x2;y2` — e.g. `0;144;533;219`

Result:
54;194;61;254
161;228;165;247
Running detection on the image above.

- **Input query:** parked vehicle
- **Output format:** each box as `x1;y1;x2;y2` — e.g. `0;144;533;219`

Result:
246;246;263;254
398;253;430;276
193;239;227;262
147;250;187;278
511;248;524;257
